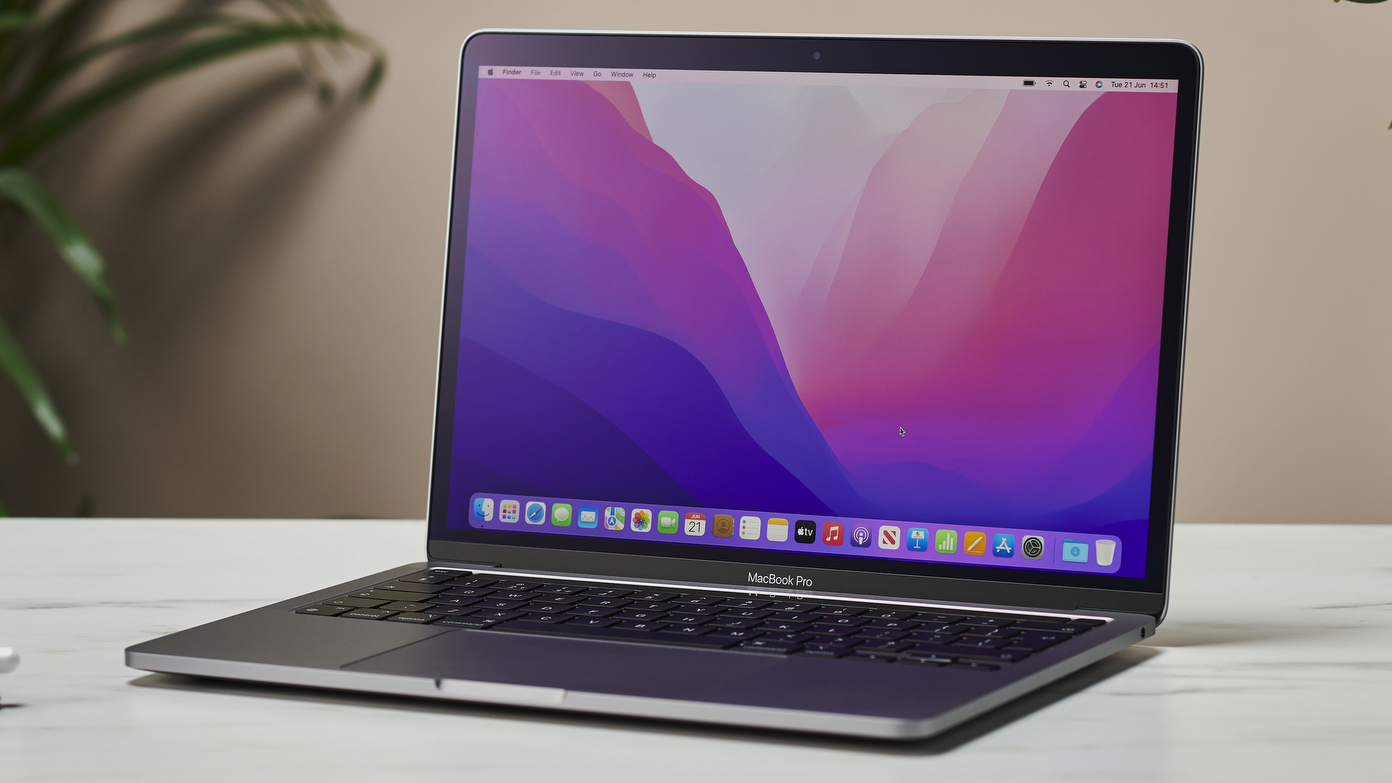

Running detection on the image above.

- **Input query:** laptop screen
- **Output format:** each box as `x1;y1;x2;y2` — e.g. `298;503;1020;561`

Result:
442;59;1182;583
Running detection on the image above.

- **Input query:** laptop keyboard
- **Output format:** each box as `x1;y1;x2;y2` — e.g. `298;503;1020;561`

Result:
295;569;1104;670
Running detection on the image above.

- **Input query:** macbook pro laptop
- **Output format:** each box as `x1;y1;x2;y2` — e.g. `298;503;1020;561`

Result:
127;31;1202;740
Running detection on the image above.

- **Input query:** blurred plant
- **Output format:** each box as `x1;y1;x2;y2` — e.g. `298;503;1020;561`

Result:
0;0;383;515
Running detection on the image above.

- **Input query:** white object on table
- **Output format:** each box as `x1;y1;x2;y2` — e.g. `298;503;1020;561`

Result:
1;518;1390;782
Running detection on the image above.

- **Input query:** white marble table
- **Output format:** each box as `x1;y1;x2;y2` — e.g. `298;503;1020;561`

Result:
1;519;1389;781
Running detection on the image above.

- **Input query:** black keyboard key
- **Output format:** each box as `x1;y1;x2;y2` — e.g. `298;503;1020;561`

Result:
719;609;772;621
960;628;1019;639
807;625;862;637
953;637;1011;649
341;608;395;620
582;587;632;598
536;584;586;595
628;591;679;602
900;654;954;666
494;591;540;601
908;643;1030;663
805;635;859;648
757;621;809;633
380;601;435;613
950;661;1000;671
796;646;853;658
520;613;570;623
706;617;763;629
1004;615;1069;625
475;599;527;611
351;588;437;603
907;633;961;645
430;595;482;607
614;621;667;632
706;628;764;642
858;609;913;620
424;606;477;616
958;616;1015;628
665;625;712;636
565;617;619;628
296;604;350;616
570;607;620;618
812;606;865;617
675;605;724;616
386;612;439;624
764;602;812;613
862;619;920;632
768;612;819;624
1016;623;1095;634
757;632;810;644
473;609;524;620
373;581;450;594
492;581;542;592
324;596;387;608
446;577;497;589
737;639;801;654
626;601;676;612
912;613;965;625
856;628;908;641
671;595;723;606
811;617;869;629
613;610;668;622
665;614;714;625
719;598;770;609
580;598;631;609
855;640;912;652
492;620;741;649
524;602;579;614
437;615;504;628
395;572;459;585
441;587;494;598
1006;633;1070;651
846;652;896;663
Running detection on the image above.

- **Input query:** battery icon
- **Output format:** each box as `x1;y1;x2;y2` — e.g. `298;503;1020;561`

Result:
1023;79;1035;86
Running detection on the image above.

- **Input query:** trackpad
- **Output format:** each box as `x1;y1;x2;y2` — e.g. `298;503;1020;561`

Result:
345;629;785;701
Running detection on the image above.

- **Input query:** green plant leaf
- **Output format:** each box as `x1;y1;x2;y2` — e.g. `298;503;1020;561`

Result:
0;166;125;343
0;311;76;464
0;13;246;135
0;20;384;164
0;12;33;31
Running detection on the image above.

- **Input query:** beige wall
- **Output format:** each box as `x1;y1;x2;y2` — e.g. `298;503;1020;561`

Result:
2;0;1390;522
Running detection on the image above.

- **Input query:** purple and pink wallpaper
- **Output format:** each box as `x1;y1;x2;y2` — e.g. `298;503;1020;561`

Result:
449;76;1178;578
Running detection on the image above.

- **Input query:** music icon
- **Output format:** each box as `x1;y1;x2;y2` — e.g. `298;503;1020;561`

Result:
822;522;843;546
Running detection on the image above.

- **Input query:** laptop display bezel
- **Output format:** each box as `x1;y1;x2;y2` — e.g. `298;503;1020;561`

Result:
425;31;1201;619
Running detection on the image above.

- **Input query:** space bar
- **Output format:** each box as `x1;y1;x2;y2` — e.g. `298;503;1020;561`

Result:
490;621;741;649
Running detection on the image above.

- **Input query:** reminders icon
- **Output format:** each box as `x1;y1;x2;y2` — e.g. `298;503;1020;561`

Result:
739;516;761;540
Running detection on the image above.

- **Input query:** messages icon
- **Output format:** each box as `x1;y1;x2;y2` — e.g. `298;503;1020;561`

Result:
551;503;572;527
